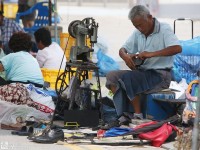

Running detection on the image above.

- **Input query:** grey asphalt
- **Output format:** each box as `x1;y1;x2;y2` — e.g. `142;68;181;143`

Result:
1;1;200;150
0;129;167;150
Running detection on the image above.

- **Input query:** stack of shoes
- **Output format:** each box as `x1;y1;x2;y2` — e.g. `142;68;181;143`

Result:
130;113;152;128
27;124;51;141
100;120;120;130
133;113;143;120
28;126;64;144
100;112;153;130
100;112;133;130
11;117;64;143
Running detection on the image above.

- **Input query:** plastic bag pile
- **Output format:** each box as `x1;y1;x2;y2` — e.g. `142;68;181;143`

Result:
172;36;200;83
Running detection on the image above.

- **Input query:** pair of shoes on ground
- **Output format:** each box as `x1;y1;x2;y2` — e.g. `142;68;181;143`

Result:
28;126;64;143
100;112;144;130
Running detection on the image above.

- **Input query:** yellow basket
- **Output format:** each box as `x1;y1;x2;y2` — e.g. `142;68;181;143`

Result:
60;33;75;60
41;68;93;90
60;33;91;60
41;68;68;90
2;3;18;19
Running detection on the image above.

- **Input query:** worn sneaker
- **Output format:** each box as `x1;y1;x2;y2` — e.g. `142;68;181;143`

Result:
122;112;134;119
118;115;131;125
133;113;143;120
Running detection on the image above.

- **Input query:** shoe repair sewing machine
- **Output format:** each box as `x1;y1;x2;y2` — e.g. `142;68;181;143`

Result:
54;17;102;128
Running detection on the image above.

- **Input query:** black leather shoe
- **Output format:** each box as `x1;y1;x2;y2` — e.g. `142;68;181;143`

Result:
32;128;64;143
100;120;120;130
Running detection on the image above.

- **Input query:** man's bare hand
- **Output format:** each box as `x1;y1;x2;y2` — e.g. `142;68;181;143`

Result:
137;51;153;60
124;53;138;70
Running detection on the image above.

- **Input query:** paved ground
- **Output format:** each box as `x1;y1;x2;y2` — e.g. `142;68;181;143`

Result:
1;1;200;150
0;129;171;150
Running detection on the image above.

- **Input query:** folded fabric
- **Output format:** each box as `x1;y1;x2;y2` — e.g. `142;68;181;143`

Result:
104;127;133;137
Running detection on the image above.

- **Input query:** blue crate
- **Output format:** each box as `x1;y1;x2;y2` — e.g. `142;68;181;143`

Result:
144;92;177;121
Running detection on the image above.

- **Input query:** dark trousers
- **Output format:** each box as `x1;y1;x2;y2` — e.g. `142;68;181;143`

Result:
0;76;7;86
0;77;43;88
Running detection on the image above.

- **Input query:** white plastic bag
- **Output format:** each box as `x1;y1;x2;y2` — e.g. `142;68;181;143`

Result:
169;78;188;99
0;101;50;126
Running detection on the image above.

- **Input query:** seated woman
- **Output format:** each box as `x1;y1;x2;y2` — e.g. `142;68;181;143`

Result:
0;32;56;130
34;27;67;70
0;31;44;86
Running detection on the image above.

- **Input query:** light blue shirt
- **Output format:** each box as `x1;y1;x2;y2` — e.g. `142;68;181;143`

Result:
122;18;180;69
0;51;44;85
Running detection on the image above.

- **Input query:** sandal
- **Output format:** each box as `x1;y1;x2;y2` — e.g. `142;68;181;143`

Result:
11;122;47;136
11;126;30;136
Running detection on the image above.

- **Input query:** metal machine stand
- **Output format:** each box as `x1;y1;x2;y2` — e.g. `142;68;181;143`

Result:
49;61;103;128
63;61;102;111
49;17;100;128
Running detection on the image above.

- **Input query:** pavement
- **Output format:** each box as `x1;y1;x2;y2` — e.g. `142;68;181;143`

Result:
0;128;173;150
1;1;200;149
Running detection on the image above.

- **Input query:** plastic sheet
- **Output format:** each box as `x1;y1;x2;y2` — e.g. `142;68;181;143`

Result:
97;49;119;76
172;54;200;83
180;36;200;56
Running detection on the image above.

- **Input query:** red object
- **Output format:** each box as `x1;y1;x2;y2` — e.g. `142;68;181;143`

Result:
97;129;106;138
134;121;157;130
138;123;178;147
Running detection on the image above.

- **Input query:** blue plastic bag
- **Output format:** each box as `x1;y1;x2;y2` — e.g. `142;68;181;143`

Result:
180;36;200;56
97;49;119;76
172;54;200;83
172;37;200;83
104;127;133;137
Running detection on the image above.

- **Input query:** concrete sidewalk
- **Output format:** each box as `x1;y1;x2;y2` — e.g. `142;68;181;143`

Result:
0;1;198;150
0;129;173;150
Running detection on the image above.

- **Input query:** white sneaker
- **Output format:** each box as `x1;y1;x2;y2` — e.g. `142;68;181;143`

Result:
133;113;143;120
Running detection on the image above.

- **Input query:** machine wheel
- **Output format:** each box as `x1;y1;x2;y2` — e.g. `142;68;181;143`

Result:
68;20;81;38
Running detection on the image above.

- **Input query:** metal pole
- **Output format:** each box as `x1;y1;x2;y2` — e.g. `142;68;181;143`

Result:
48;0;52;26
54;0;58;43
128;0;134;8
103;0;107;7
77;0;82;6
192;78;200;150
1;0;3;12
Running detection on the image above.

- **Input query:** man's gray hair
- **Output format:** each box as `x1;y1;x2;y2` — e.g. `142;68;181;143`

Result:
128;5;150;20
